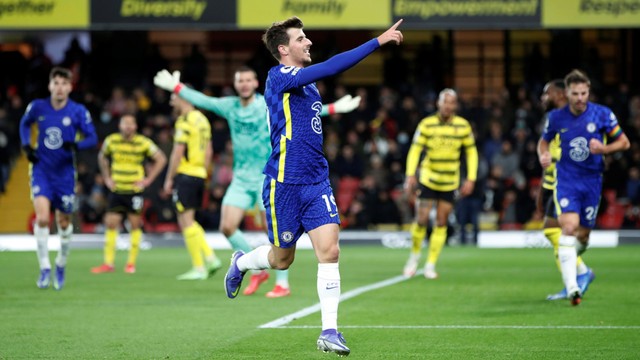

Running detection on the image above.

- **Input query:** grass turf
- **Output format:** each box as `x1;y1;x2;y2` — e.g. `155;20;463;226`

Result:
0;245;638;359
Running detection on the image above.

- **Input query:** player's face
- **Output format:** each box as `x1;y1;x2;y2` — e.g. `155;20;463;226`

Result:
119;115;137;139
234;71;258;100
286;28;312;66
48;75;72;103
541;84;553;111
567;82;589;115
438;94;458;119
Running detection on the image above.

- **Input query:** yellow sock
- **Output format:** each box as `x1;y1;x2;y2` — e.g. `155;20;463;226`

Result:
104;228;118;266
410;223;427;255
544;227;562;271
183;223;204;267
426;226;447;265
127;228;142;265
194;222;215;259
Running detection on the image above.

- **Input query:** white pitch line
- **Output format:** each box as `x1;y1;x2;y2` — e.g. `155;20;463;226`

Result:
259;274;412;329
273;325;640;330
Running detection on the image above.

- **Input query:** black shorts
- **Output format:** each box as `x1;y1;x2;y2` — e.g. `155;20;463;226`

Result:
173;174;204;212
541;187;557;219
417;184;455;204
107;192;144;214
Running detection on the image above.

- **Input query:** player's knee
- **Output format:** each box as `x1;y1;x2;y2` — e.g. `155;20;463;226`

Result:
271;256;294;270
219;223;236;237
320;245;340;263
35;218;50;228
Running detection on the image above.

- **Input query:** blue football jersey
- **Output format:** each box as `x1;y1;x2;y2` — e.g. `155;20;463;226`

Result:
542;103;623;178
19;98;97;173
263;65;328;185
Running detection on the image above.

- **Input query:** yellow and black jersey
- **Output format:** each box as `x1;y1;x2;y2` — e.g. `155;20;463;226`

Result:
174;110;210;179
102;133;159;194
406;114;478;192
542;135;561;190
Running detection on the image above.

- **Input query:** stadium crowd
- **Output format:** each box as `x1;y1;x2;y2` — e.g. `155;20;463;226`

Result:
1;37;640;239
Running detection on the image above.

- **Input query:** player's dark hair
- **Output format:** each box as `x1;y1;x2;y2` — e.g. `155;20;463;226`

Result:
550;78;565;90
262;16;304;60
49;67;73;81
235;65;257;78
564;69;590;88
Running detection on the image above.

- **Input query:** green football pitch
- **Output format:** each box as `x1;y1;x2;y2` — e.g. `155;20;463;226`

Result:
1;245;639;359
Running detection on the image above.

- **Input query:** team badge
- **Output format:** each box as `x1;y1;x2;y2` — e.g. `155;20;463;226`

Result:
560;198;569;208
62;116;71;126
38;116;45;122
33;185;40;194
587;123;596;133
281;231;294;243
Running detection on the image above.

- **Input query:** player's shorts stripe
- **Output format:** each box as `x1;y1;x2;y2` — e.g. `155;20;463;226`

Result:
277;93;292;183
269;179;280;247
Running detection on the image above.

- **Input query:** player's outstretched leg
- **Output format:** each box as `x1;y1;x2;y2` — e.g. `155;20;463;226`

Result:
224;251;246;298
317;329;350;356
37;268;51;289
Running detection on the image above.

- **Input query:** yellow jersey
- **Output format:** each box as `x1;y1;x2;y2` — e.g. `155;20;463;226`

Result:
406;114;478;192
102;133;159;194
174;110;210;179
542;135;561;190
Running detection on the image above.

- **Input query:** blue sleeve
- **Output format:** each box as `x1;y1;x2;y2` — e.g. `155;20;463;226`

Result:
541;111;557;142
19;102;36;147
295;39;380;87
76;107;98;150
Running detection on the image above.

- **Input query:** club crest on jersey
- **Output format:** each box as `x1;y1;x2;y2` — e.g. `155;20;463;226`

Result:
587;123;596;133
33;185;40;194
62;116;71;126
281;231;294;243
560;198;569;208
38;116;45;122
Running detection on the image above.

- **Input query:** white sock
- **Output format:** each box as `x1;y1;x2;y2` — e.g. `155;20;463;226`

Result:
56;224;73;267
558;235;579;292
318;262;340;331
34;224;51;270
237;245;272;272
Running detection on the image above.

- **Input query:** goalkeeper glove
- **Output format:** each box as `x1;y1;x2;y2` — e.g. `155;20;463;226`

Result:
22;145;38;163
331;95;362;114
154;69;183;93
62;142;77;151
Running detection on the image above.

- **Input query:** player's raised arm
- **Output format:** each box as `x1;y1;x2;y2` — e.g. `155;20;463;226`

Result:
377;19;404;46
321;95;361;117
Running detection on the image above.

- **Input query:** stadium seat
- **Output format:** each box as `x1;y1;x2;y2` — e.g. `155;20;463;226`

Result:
597;203;626;229
338;176;361;194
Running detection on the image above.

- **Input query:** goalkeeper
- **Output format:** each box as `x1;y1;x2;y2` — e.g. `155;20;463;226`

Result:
155;66;360;297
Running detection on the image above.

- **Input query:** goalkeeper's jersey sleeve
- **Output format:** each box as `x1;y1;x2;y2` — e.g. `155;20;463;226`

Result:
179;88;271;184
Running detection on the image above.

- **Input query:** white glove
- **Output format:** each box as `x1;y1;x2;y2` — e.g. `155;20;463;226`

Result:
333;94;361;114
154;69;181;92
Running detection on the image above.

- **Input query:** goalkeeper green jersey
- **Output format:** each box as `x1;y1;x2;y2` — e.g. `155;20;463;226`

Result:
179;87;270;184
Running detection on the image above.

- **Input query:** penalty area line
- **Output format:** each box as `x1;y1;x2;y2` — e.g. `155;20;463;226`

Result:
258;273;413;329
